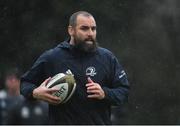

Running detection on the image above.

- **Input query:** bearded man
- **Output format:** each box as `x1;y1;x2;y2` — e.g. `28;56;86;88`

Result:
20;11;130;125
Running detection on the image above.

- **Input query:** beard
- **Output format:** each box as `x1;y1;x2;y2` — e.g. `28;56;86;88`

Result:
73;36;98;53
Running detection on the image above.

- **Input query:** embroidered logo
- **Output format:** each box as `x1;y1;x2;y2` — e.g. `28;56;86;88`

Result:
86;67;97;76
119;70;126;79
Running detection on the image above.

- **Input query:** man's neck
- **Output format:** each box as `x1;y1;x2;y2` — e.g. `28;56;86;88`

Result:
69;38;75;45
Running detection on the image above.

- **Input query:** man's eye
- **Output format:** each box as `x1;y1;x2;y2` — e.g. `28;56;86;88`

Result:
91;27;96;31
81;27;89;31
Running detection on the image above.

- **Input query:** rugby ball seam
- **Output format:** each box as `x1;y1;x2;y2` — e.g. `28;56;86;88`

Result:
62;82;76;103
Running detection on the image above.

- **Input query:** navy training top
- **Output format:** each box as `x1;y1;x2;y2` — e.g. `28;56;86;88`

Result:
20;40;130;125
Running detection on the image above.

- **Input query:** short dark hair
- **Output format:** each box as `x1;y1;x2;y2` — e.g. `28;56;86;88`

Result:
69;11;93;27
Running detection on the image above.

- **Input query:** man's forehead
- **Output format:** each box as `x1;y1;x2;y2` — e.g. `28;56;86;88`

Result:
76;15;96;26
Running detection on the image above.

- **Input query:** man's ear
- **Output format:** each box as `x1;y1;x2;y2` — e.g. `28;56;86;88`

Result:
68;26;74;36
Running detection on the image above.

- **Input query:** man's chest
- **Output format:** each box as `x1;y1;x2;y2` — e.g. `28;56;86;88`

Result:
50;56;111;87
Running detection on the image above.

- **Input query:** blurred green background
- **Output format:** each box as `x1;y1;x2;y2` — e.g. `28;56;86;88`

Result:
0;0;179;124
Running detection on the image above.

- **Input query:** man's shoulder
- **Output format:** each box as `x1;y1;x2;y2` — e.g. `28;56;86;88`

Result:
97;47;114;57
40;42;66;59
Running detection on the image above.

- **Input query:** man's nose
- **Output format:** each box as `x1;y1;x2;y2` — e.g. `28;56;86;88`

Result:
87;29;93;36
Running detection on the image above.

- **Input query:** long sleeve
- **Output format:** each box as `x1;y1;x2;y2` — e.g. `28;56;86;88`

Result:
20;51;50;99
102;55;130;106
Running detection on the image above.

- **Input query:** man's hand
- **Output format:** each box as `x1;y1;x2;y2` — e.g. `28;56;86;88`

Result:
86;77;105;100
33;77;61;105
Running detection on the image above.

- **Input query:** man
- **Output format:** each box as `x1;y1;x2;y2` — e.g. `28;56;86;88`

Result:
20;11;130;124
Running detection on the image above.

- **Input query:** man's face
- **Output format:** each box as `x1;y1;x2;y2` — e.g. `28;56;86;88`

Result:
70;15;97;52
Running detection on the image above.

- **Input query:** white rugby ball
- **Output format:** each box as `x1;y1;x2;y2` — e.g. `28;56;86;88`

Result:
46;70;76;104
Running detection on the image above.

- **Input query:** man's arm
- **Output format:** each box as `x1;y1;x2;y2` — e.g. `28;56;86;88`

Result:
86;75;129;106
20;81;38;100
20;52;48;100
20;51;60;104
102;55;130;105
21;78;60;104
86;54;130;106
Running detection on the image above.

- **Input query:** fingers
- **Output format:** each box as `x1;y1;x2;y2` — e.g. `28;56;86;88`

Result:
45;93;60;101
45;88;61;103
87;77;94;83
86;83;94;87
86;77;97;88
86;78;100;92
86;84;100;90
46;88;59;93
33;84;61;104
43;93;61;105
87;89;100;94
86;81;105;99
41;77;51;86
87;88;104;99
87;94;99;98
